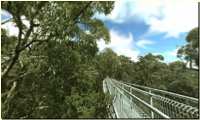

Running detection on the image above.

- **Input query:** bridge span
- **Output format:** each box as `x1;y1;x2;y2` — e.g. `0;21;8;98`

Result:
103;78;199;118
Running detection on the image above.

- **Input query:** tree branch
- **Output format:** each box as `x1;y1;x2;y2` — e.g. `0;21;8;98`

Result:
2;52;20;80
19;39;48;52
73;1;92;22
21;20;35;46
65;2;92;36
2;11;23;80
22;2;47;46
1;18;13;25
2;2;47;80
2;2;92;80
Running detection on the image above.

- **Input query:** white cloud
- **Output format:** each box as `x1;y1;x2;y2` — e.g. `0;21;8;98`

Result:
1;15;30;37
94;0;132;23
97;29;140;61
152;48;180;63
1;10;12;20
21;16;30;28
95;0;198;38
94;0;165;23
146;0;198;38
1;10;18;36
153;50;198;68
136;39;155;48
163;48;179;63
2;22;19;36
166;48;179;57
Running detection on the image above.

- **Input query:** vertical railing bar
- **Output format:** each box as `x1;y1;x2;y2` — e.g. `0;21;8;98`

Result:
105;78;198;119
109;79;170;118
122;81;198;103
130;88;133;110
149;90;154;118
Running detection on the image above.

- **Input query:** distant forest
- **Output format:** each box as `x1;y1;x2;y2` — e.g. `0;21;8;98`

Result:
1;1;198;118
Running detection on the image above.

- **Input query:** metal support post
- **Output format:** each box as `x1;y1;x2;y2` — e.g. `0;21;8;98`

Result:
130;88;133;109
149;90;154;118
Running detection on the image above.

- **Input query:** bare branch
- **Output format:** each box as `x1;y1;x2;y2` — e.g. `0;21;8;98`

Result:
19;39;48;52
1;18;13;25
2;13;23;79
73;1;92;22
1;2;47;80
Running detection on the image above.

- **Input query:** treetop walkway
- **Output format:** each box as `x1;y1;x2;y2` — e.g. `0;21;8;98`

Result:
103;78;199;118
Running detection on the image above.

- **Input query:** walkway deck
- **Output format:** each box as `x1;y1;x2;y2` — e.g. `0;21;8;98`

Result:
103;78;199;118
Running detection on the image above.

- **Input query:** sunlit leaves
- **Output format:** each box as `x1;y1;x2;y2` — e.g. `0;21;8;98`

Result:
1;1;114;118
177;27;199;67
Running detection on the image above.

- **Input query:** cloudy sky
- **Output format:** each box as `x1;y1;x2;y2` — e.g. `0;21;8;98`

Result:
96;0;198;63
1;0;198;63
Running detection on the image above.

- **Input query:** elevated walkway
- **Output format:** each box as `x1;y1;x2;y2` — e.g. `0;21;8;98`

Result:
103;78;199;118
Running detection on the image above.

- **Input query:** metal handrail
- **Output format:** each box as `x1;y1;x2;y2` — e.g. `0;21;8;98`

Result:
108;79;170;118
104;78;199;118
112;79;198;110
121;80;198;103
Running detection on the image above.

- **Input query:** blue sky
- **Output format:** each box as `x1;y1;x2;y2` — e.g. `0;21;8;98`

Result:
1;0;198;63
96;0;198;63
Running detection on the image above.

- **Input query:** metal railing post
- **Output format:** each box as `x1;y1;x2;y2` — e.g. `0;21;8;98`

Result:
130;88;133;109
105;78;199;118
120;93;122;113
149;90;154;118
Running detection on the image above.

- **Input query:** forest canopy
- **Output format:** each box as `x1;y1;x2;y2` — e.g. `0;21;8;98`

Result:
1;1;199;119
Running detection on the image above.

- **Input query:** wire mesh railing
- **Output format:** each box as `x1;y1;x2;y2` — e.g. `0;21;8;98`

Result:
123;81;198;107
103;78;199;119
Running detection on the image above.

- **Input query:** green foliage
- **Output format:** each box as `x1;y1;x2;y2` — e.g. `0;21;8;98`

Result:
96;48;120;79
97;50;198;98
1;1;198;119
1;1;114;118
177;27;199;68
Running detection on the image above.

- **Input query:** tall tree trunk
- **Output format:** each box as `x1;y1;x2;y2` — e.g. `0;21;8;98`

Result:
2;52;20;80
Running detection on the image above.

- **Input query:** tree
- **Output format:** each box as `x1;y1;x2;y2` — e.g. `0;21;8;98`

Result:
1;1;114;118
1;1;113;79
135;53;165;86
115;55;136;82
2;1;199;118
96;48;120;79
177;27;199;69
